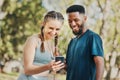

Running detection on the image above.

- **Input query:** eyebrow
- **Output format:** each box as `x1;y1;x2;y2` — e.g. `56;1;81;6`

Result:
49;27;54;29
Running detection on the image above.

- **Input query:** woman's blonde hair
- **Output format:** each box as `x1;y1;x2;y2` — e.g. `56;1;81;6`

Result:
40;11;64;56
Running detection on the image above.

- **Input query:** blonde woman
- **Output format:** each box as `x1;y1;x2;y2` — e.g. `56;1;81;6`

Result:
17;11;65;80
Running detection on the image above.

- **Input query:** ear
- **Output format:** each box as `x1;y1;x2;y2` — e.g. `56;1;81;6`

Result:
84;16;87;22
41;22;45;27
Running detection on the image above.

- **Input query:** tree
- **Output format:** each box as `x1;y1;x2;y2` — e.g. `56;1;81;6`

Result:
42;0;120;79
83;0;120;79
0;0;46;61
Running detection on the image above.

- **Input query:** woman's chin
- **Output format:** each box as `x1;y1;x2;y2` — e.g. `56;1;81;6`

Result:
47;36;54;40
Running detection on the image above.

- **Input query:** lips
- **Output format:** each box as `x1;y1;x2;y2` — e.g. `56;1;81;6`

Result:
48;32;56;38
72;26;79;31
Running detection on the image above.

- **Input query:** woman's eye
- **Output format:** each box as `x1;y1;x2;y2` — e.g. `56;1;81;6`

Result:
49;27;54;30
56;28;60;31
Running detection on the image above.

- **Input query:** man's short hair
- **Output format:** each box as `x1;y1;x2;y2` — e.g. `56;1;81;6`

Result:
66;5;85;14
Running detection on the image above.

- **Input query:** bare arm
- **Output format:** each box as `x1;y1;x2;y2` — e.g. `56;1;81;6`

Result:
23;37;64;75
94;56;104;80
23;37;52;75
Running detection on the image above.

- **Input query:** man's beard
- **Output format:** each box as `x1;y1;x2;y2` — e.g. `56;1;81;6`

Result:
73;23;84;36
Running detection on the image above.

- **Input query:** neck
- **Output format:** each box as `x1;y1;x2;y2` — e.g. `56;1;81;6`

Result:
77;27;88;38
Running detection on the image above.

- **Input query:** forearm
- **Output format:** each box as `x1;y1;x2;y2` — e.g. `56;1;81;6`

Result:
94;56;104;80
96;62;104;80
24;63;52;75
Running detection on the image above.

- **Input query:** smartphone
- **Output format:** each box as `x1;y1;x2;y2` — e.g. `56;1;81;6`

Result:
55;56;64;63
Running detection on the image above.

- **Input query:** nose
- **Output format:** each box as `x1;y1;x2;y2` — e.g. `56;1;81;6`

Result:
70;21;76;27
52;29;57;35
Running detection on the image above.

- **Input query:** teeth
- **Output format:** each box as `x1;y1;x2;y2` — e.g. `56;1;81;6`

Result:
73;27;77;30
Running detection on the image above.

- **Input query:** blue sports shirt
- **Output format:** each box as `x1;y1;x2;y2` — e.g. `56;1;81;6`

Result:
66;29;104;80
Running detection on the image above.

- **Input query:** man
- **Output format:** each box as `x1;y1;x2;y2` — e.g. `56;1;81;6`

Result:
65;5;104;80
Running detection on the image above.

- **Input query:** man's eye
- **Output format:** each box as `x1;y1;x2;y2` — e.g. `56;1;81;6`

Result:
68;21;72;23
74;19;79;22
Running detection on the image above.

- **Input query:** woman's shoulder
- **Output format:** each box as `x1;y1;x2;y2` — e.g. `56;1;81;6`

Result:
26;34;41;44
29;34;40;40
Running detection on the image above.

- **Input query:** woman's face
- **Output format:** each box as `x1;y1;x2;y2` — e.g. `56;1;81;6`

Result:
43;19;62;40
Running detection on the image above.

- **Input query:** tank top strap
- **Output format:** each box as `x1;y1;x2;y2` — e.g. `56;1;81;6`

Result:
36;37;41;48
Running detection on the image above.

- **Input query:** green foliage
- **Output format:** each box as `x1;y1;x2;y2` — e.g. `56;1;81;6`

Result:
1;0;120;61
90;0;120;54
0;0;46;60
58;23;73;56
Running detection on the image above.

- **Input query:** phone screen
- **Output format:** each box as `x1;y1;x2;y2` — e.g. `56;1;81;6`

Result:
55;56;64;63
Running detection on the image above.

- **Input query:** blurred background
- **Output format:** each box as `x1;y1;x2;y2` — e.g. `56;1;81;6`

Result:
0;0;120;80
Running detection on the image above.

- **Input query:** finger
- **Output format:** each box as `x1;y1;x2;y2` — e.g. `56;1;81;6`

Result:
55;63;64;68
52;63;65;71
55;61;62;65
54;65;65;71
52;62;65;71
50;60;55;67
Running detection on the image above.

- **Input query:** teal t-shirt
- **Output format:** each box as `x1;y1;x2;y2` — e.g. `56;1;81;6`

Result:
66;29;104;80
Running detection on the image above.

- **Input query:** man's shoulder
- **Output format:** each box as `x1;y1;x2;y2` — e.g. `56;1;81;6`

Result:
87;30;102;42
88;29;100;37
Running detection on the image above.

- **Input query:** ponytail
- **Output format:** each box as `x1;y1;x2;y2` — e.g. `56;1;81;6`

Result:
40;26;45;52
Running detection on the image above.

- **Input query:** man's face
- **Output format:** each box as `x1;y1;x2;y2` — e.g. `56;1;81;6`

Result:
67;12;85;35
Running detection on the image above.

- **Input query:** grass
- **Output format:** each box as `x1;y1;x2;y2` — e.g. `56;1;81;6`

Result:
0;73;66;80
51;73;66;80
0;73;18;80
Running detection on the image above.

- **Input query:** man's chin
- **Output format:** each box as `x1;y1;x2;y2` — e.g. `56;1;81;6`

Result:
73;30;82;35
73;31;79;35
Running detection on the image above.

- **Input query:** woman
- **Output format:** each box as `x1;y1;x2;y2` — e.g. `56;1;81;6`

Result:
17;11;65;80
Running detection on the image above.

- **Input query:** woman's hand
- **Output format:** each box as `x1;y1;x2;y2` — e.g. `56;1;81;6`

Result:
49;60;65;72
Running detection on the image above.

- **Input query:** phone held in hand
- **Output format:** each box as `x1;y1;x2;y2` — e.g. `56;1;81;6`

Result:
55;56;64;63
